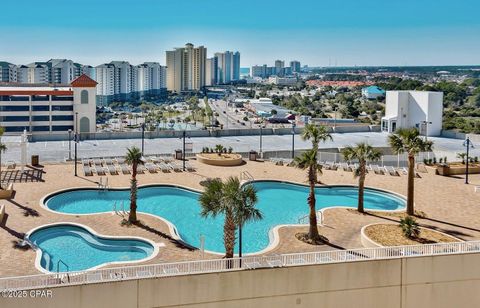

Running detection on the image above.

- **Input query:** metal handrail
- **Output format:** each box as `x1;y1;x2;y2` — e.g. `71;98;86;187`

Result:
1;240;479;291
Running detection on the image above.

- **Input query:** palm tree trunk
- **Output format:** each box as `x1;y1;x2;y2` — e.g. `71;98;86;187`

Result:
224;209;236;260
238;224;243;268
129;162;138;223
407;154;415;216
308;168;320;240
358;161;366;213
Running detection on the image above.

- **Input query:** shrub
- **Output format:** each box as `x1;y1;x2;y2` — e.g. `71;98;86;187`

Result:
475;157;479;163
400;216;420;239
423;158;428;165
228;147;233;154
457;153;467;164
427;158;433;165
444;156;447;163
433;157;437;164
439;158;443;164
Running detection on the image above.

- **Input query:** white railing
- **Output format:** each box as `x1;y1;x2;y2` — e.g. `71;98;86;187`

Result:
1;241;479;291
240;171;254;182
298;211;324;225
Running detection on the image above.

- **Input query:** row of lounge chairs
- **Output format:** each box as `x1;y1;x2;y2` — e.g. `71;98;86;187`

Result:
268;158;421;177
82;157;195;177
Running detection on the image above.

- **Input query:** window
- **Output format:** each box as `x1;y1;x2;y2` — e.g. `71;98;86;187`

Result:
52;125;74;131
52;105;73;111
79;117;90;132
32;95;49;101
32;105;49;111
0;116;29;122
32;116;50;122
52;115;74;121
81;90;89;104
32;126;50;132
52;96;74;101
0;105;29;112
4;126;26;132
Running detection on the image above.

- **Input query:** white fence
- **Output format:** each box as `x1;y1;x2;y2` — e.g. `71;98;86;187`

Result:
1;241;479;291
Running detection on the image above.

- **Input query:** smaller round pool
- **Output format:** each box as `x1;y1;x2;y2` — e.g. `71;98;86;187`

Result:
27;223;156;272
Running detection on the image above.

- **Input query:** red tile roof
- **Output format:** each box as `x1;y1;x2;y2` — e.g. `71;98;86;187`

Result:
70;74;98;88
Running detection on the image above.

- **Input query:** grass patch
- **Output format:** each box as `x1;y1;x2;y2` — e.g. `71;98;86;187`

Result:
364;224;459;246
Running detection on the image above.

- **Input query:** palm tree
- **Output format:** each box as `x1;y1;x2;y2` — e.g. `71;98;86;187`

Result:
232;181;262;259
341;143;381;213
294;149;322;241
0;127;6;190
388;128;433;216
301;124;332;182
199;176;262;259
125;146;144;223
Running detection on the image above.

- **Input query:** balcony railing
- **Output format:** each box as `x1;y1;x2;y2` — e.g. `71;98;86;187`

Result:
0;240;479;291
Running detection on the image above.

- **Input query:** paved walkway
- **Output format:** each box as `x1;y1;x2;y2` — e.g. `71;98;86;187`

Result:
0;159;479;278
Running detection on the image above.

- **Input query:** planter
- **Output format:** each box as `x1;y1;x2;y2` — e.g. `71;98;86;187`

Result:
436;164;480;176
361;223;461;247
196;153;244;166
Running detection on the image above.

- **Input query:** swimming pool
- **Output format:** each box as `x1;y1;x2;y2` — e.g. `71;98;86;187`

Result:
43;181;405;254
27;223;156;272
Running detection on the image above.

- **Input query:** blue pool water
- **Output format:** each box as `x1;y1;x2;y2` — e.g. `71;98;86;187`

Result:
44;181;405;254
28;224;154;272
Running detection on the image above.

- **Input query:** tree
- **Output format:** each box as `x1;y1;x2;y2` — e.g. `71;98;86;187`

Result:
0;127;6;190
341;143;381;212
301;124;332;182
294;149;323;241
388;128;433;215
199;177;262;259
125;146;144;223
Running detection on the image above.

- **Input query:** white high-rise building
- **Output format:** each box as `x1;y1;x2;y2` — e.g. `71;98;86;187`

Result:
214;51;240;84
166;43;206;92
205;58;218;86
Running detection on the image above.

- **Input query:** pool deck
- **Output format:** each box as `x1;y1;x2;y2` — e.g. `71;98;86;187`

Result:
1;159;480;278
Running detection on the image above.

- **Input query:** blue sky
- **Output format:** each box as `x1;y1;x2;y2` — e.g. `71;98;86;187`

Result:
1;0;479;67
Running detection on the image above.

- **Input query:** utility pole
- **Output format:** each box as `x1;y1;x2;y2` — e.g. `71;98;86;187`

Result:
141;123;145;155
464;137;474;184
291;122;296;159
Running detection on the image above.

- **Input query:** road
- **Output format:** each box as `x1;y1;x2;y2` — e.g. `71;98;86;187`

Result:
2;132;477;164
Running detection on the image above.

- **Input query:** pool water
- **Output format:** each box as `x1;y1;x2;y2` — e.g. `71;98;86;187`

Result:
28;224;154;272
44;181;405;254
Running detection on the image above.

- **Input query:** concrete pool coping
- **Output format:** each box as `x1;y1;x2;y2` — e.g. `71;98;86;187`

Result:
38;181;407;257
25;222;161;274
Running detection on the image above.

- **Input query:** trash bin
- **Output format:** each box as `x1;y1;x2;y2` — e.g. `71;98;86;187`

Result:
31;155;39;166
175;149;183;160
249;151;257;161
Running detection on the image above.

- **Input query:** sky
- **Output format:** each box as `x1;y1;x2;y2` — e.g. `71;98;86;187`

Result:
1;0;479;67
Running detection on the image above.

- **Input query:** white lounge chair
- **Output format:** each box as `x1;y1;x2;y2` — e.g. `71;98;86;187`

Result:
158;162;171;172
185;161;195;172
119;163;130;174
83;165;93;176
372;165;384;175
95;166;106;176
145;163;157;173
385;166;400;176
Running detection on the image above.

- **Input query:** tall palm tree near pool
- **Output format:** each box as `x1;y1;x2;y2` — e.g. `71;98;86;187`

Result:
301;124;332;181
125;146;144;223
341;143;381;213
0;127;6;189
199;176;262;259
294;149;323;241
232;179;262;259
388;128;433;216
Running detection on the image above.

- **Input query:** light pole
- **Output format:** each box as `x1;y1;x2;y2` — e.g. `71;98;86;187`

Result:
68;129;72;161
291;122;296;159
141;123;145;156
259;121;263;157
333;107;337;129
463;137;474;184
421;120;432;159
74;112;78;177
179;130;190;171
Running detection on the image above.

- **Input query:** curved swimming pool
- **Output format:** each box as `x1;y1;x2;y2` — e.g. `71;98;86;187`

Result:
43;181;405;254
27;224;156;272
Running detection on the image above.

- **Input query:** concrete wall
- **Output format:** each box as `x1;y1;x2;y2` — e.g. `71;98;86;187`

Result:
3;253;480;308
28;125;381;142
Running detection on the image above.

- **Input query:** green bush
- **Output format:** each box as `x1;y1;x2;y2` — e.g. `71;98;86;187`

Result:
400;216;420;239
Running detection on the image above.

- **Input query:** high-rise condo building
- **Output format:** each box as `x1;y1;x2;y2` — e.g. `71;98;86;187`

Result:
290;60;301;73
275;60;285;76
206;57;218;86
0;62;18;82
166;43;207;92
214;51;241;84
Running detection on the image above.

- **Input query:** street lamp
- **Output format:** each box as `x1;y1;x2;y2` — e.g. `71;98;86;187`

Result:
179;130;190;171
259;121;263;157
141;123;145;155
463;137;474;184
74;112;78;177
68;129;72;161
291;122;296;159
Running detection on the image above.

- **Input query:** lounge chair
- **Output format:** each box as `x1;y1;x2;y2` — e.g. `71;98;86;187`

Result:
83;165;93;176
115;157;126;164
137;164;146;174
170;162;182;172
185;161;195;172
95;165;106;176
384;166;400;176
82;159;90;166
145;163;157;173
372;165;384;175
341;163;351;172
157;162;171;173
119;163;130;174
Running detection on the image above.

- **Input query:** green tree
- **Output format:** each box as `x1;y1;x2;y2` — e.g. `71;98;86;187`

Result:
341;143;381;212
388;128;433;215
199;177;262;259
125;146;144;223
294;149;323;241
301;124;332;182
